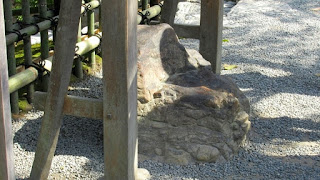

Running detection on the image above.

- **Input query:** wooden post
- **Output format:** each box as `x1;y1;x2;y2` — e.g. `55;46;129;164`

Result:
0;0;15;178
160;0;179;26
4;0;19;114
199;0;223;74
87;0;96;69
30;1;81;179
101;0;138;178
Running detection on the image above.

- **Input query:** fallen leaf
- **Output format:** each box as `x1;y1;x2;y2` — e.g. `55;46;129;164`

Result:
311;7;320;11
316;73;320;77
222;39;230;42
223;64;238;70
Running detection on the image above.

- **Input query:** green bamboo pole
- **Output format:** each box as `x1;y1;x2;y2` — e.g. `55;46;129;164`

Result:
22;0;35;103
4;0;19;114
137;3;162;24
6;15;58;45
87;0;96;69
142;0;148;10
74;19;83;78
39;0;50;91
8;67;38;94
11;10;55;30
80;0;100;14
75;32;101;56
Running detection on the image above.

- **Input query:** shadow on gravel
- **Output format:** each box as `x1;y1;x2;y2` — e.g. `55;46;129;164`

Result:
249;116;320;143
14;115;104;158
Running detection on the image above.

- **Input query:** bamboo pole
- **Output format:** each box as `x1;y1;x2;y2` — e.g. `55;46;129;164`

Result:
87;0;96;69
142;0;148;10
8;67;38;94
0;0;15;178
4;0;19;114
39;0;50;91
75;32;101;56
30;0;82;179
74;19;83;78
6;15;58;45
80;0;100;14
22;0;35;103
137;3;162;24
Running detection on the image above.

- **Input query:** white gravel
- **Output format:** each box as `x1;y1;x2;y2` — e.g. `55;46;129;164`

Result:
12;0;320;179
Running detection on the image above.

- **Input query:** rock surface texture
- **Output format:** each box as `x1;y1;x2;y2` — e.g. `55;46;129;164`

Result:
137;24;250;165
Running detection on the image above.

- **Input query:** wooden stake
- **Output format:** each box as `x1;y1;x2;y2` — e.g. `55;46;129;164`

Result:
30;1;81;179
101;0;138;178
199;0;223;74
0;0;15;178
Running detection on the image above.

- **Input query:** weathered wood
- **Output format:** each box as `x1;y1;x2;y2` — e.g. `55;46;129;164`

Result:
172;24;200;39
0;0;15;179
101;0;138;178
161;0;180;26
34;91;103;119
30;1;82;179
199;0;223;74
4;0;19;114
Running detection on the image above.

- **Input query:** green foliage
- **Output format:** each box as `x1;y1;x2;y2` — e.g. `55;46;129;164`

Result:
13;0;54;9
222;39;230;42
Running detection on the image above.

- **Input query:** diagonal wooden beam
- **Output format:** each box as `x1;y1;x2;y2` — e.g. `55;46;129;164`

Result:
0;0;15;179
30;1;82;179
101;0;138;178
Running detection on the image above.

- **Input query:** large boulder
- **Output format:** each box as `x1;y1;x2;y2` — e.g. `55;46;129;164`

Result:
137;24;250;164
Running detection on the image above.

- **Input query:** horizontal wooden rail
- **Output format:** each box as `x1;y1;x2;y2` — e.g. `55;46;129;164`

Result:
34;91;103;119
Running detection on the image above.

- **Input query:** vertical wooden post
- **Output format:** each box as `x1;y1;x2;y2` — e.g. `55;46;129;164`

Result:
4;0;19;114
30;1;81;179
22;0;35;103
39;0;50;91
0;1;15;179
101;0;138;179
160;0;179;26
199;0;223;74
87;0;96;69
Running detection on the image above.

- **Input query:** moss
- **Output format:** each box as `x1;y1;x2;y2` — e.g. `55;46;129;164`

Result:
15;41;54;66
82;63;92;75
18;99;33;112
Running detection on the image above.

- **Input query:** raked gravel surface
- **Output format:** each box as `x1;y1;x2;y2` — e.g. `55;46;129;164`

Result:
12;0;320;179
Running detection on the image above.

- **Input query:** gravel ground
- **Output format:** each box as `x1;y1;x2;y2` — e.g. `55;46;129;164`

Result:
12;0;320;179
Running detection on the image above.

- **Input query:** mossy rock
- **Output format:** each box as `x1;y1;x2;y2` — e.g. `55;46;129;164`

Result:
18;99;33;112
